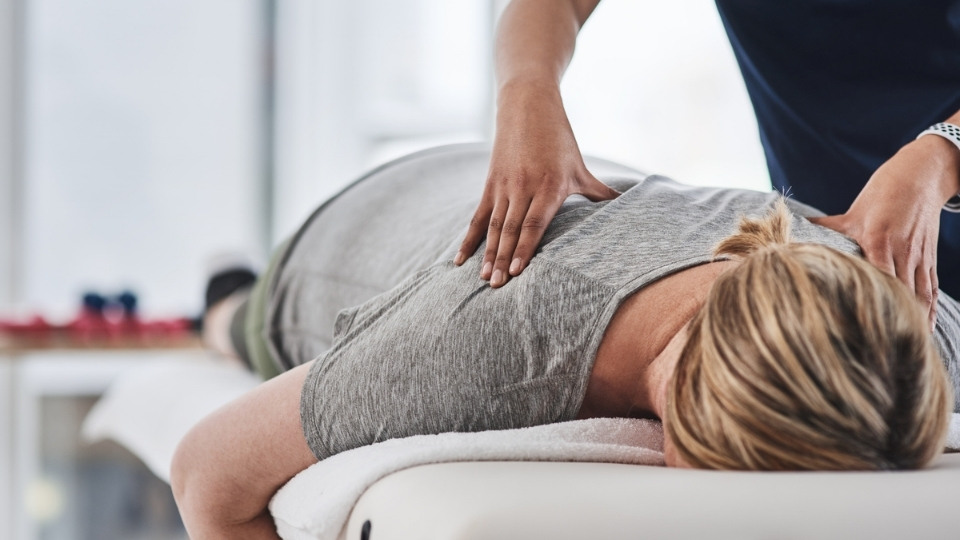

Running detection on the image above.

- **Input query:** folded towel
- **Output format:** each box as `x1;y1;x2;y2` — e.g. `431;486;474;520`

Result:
269;417;665;540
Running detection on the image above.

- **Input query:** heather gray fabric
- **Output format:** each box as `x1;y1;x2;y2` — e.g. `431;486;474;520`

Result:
262;144;960;460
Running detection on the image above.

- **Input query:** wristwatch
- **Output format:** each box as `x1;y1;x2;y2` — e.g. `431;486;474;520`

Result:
917;122;960;212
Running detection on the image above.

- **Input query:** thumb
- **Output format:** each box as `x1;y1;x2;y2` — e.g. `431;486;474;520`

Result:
808;214;848;234
578;172;621;202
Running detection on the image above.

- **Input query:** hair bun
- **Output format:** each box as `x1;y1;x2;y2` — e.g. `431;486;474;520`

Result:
714;198;793;258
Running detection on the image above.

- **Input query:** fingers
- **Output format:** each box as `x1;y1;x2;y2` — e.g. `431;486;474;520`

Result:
887;242;938;331
487;197;533;287
458;165;615;287
929;266;940;331
510;199;559;277
481;196;556;288
807;214;847;234
485;173;607;288
455;198;494;266
480;201;508;281
580;174;621;202
811;162;945;332
892;253;917;296
459;185;555;288
916;264;938;331
806;216;826;227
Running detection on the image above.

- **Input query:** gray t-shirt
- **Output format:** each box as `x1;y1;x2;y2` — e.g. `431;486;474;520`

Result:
266;145;960;461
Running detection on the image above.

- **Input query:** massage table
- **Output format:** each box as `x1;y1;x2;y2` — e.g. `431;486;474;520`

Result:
338;458;960;540
84;356;960;540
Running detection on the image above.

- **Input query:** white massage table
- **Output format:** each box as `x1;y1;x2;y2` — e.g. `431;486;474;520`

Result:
340;457;960;540
83;356;960;540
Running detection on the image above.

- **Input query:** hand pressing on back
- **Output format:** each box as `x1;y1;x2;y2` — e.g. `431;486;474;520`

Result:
809;134;960;331
455;80;620;288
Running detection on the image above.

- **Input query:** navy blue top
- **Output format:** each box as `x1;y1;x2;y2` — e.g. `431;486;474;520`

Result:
715;0;960;298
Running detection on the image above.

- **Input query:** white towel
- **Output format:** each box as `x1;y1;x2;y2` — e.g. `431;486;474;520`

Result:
269;417;665;540
948;414;960;450
81;357;261;482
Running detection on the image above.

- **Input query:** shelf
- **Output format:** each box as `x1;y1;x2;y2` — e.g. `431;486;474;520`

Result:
0;333;202;354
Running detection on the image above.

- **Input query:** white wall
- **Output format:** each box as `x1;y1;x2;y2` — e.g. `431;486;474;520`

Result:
488;0;767;192
272;0;363;242
21;0;267;318
0;358;12;540
0;0;16;525
0;0;17;311
560;0;768;190
271;0;492;243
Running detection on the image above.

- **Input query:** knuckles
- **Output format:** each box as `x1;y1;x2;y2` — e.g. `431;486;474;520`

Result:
917;286;936;306
502;219;523;235
469;215;488;229
523;215;548;230
495;253;513;266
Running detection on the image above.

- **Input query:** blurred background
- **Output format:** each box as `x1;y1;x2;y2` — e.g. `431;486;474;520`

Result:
0;0;768;538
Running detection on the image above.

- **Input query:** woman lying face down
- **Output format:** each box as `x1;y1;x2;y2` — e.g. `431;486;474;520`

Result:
171;147;957;539
658;202;951;469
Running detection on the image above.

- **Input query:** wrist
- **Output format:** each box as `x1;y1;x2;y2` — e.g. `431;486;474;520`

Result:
915;126;960;206
497;76;562;108
495;78;566;132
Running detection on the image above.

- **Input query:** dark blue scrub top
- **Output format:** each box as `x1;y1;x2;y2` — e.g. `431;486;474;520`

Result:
714;0;960;298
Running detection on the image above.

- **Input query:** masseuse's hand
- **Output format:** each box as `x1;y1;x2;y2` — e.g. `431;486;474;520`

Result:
809;135;960;329
454;81;620;288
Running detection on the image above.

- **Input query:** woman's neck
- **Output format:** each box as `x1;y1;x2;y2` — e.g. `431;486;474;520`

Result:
577;260;736;420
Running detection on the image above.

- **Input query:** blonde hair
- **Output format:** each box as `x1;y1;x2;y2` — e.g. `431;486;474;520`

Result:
665;199;952;470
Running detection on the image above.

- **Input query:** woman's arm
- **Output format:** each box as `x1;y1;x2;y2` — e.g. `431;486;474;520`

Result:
810;108;960;328
171;361;318;539
455;0;618;288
